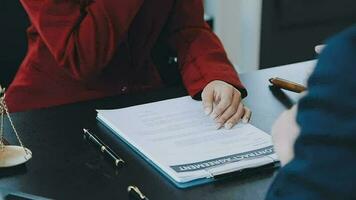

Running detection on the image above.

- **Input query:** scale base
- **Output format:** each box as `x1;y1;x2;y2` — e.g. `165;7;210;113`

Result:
0;145;32;168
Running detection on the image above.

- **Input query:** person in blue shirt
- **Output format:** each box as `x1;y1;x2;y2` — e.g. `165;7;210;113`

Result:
267;25;356;200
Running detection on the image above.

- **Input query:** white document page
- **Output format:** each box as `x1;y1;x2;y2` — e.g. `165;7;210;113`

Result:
97;96;278;183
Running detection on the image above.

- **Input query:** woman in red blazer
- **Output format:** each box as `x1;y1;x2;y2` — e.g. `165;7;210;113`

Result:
6;0;251;129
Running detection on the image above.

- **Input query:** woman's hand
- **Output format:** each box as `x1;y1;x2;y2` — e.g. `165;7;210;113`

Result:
315;44;326;54
202;80;251;129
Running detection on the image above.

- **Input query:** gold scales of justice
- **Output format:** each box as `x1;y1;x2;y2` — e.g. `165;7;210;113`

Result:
0;85;32;168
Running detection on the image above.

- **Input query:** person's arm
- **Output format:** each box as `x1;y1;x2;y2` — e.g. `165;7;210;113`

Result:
271;105;300;166
164;0;250;129
164;0;246;97
20;0;144;81
267;25;356;200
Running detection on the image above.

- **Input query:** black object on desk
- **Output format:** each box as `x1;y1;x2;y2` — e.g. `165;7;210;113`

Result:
0;61;312;199
83;128;125;167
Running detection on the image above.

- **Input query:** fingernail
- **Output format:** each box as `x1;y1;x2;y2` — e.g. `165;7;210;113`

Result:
210;113;217;119
242;118;249;124
215;123;223;130
204;108;211;115
224;123;233;130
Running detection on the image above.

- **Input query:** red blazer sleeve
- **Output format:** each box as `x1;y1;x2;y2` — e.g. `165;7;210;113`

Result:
165;0;247;98
20;0;144;81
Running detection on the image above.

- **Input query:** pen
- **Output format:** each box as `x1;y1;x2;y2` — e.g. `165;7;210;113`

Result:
83;128;125;167
128;186;150;200
269;77;307;93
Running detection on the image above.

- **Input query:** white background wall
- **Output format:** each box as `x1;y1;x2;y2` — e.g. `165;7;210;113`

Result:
204;0;263;73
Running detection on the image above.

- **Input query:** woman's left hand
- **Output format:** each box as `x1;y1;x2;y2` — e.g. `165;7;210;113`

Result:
202;80;251;129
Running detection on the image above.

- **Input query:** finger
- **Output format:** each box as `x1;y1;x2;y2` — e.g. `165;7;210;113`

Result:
215;106;238;129
224;103;245;129
242;107;252;123
201;87;214;115
315;44;326;54
215;94;239;125
211;91;234;119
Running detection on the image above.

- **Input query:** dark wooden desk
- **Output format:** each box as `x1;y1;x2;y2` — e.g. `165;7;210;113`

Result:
0;61;315;200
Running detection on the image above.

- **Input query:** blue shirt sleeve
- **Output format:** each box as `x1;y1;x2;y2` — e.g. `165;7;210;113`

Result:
266;25;356;200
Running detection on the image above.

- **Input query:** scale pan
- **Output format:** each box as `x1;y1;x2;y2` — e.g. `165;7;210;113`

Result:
0;145;32;168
